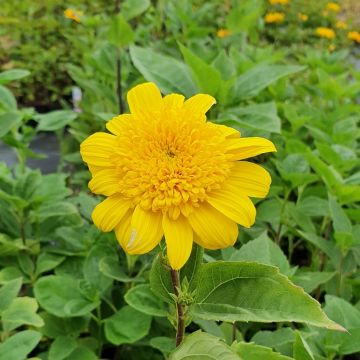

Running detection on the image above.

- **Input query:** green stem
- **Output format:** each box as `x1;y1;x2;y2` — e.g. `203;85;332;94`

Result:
170;269;185;347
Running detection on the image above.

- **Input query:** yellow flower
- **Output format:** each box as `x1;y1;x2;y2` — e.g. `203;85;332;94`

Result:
265;12;285;24
298;13;308;22
64;8;82;23
335;21;347;29
326;2;340;12
80;83;276;270
269;0;289;5
316;27;336;39
348;31;360;43
217;29;231;38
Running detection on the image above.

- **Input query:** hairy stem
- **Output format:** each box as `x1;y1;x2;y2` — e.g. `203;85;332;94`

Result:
170;269;185;346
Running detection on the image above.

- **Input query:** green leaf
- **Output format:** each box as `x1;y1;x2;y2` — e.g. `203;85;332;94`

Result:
179;43;221;96
232;342;294;360
292;271;336;293
125;284;167;317
149;254;173;303
251;328;295;355
36;253;65;276
232;65;305;101
104;305;152;345
48;336;77;360
66;347;97;360
0;112;22;138
2;296;44;332
190;262;344;330
329;196;352;233
180;243;204;289
122;0;150;20
108;14;134;48
229;232;293;276
35;110;78;131
169;331;240;360
130;45;197;97
293;331;314;360
0;69;30;85
0;330;41;360
0;277;22;312
220;102;281;133
0;84;17;110
34;275;100;317
149;337;175;356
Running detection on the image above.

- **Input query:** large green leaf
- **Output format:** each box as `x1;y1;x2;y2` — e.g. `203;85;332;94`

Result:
0;112;22;138
130;45;197;97
190;262;343;330
0;330;41;360
104;305;152;345
48;336;77;360
34;275;100;317
0;84;17;110
0;277;22;312
0;69;30;85
220;102;281;133
125;284;167;317
179;43;221;96
169;331;240;360
108;14;134;48
35;110;78;131
232;65;305;102
232;342;294;360
122;0;150;20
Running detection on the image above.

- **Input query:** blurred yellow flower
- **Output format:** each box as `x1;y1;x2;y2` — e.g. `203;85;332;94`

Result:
298;13;308;22
265;12;285;24
326;2;340;12
316;27;335;39
269;0;289;5
348;31;360;43
64;8;82;23
335;21;347;29
328;44;336;52
217;29;231;38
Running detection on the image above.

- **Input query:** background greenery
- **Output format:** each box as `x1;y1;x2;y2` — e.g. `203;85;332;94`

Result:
0;0;359;359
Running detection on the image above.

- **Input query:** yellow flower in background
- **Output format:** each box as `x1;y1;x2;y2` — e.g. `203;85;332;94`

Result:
336;21;347;29
265;12;285;24
80;83;276;270
269;0;289;5
316;27;335;39
328;44;336;52
64;8;82;23
298;13;308;22
326;2;341;12
348;31;360;43
217;29;231;38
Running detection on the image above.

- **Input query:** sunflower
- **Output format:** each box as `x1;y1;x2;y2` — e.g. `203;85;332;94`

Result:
316;27;336;39
264;12;285;24
80;83;276;270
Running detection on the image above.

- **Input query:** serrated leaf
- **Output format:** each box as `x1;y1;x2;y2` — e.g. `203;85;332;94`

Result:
190;262;344;330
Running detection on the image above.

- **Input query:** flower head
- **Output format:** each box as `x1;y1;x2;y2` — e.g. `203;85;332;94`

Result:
348;31;360;43
64;8;82;23
335;20;347;29
80;83;276;270
316;27;335;39
298;13;308;22
269;0;289;5
326;2;340;12
217;29;231;38
265;12;285;24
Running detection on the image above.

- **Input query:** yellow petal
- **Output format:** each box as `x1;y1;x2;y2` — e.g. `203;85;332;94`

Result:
163;94;185;109
226;137;276;160
80;132;116;167
92;195;131;232
115;210;132;250
126;206;163;254
227;161;271;198
106;114;132;135
163;214;193;270
183;94;216;119
88;169;120;196
207;186;256;228
127;82;163;117
188;202;238;249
